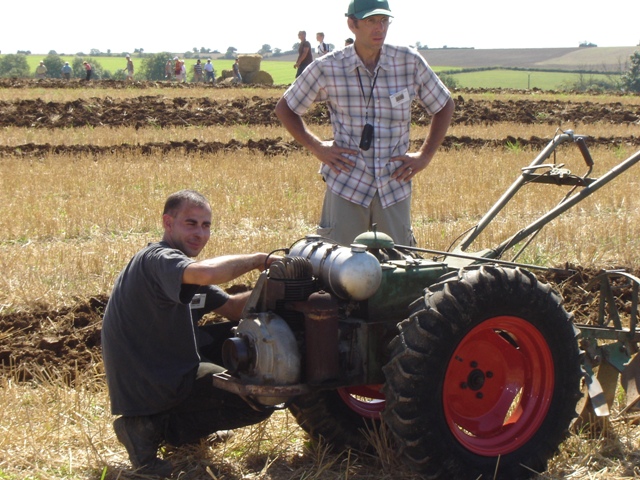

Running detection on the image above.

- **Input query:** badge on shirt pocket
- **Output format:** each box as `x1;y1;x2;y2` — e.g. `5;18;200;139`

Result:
190;293;206;309
390;88;411;107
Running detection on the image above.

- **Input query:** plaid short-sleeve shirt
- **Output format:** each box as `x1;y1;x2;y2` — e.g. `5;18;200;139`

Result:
282;44;451;208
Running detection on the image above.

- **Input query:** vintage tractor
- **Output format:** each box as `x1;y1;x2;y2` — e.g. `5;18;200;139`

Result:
201;130;640;479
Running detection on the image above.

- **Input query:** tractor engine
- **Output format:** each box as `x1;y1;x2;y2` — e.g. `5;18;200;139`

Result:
221;235;382;405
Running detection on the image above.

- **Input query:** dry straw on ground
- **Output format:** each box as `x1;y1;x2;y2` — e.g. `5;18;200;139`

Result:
1;82;640;479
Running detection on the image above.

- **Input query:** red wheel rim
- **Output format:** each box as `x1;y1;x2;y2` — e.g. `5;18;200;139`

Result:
443;316;554;456
337;384;385;418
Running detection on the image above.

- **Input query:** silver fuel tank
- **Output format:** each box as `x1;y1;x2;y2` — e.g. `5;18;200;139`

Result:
288;235;382;301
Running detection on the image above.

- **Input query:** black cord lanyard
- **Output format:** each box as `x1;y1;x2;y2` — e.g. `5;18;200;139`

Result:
356;67;379;124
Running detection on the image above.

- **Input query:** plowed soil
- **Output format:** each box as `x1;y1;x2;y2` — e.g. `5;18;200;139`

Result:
1;266;638;381
1;80;639;157
1;79;640;380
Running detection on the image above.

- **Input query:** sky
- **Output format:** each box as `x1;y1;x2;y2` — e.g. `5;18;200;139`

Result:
2;0;639;56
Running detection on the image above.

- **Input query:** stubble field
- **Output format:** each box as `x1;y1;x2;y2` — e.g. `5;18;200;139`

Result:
1;78;640;479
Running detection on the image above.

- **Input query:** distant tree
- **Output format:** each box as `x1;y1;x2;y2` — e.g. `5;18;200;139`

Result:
622;51;640;92
140;52;173;80
193;47;198;54
43;53;65;79
272;48;282;56
17;50;32;55
224;47;237;59
579;41;597;48
258;44;272;56
107;49;111;55
90;48;102;56
438;73;459;90
0;54;30;78
48;50;57;55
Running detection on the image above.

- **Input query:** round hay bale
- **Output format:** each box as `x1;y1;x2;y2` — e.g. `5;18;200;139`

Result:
242;71;257;84
238;54;262;75
220;69;234;79
252;70;274;85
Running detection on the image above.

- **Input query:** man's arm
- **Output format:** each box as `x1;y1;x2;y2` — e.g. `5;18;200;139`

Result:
275;97;357;173
182;253;271;286
392;97;455;181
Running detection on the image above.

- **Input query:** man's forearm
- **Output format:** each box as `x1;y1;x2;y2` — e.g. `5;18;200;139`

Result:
419;97;455;160
275;98;323;155
184;253;267;285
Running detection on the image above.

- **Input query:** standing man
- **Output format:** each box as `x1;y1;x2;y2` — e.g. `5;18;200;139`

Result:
193;59;203;82
125;54;134;81
102;190;276;476
293;30;313;78
275;0;455;247
174;58;183;82
165;58;174;80
83;61;92;81
204;59;215;83
232;58;242;84
316;32;330;57
61;62;72;80
35;61;48;79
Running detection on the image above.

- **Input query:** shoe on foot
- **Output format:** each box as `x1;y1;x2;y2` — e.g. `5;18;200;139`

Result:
114;416;173;477
138;457;174;478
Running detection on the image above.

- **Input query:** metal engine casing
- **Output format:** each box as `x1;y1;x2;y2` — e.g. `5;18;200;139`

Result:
223;312;301;405
288;235;382;301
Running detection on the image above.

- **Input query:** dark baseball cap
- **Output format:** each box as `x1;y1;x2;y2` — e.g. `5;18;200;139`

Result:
346;0;393;19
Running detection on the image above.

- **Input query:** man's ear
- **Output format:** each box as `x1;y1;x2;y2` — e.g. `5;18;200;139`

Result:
162;213;173;231
347;17;357;34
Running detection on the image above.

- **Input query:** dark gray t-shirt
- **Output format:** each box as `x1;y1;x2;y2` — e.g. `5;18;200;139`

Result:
102;241;202;416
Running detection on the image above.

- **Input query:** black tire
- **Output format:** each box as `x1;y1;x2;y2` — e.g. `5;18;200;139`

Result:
382;265;582;479
288;386;384;451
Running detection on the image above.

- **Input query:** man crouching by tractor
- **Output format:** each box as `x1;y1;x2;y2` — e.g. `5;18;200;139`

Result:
102;190;278;477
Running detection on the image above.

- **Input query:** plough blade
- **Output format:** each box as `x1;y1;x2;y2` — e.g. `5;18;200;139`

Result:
585;367;612;417
620;353;640;414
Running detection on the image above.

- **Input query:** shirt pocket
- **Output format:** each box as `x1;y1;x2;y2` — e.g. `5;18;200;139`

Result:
378;86;415;125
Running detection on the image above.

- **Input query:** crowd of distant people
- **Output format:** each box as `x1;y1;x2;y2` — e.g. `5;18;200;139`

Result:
30;33;343;83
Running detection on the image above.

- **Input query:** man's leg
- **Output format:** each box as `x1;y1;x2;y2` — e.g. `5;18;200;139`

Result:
369;194;416;246
317;189;371;246
164;363;272;446
113;414;173;476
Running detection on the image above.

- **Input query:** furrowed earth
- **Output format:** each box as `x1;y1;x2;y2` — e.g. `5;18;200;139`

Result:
1;266;637;383
1;80;639;399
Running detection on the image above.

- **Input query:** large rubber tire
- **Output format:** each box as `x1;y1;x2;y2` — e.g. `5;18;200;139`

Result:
382;265;582;479
288;385;384;451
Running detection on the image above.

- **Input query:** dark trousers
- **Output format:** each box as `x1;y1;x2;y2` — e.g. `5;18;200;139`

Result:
162;362;272;445
85;70;92;81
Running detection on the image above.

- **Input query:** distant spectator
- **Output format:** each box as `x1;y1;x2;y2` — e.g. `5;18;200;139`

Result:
35;61;47;79
203;59;215;83
174;58;183;82
345;37;354;46
232;58;242;84
165;59;173;80
61;62;72;80
83;61;92;81
316;32;330;57
125;54;134;81
193;59;203;82
181;61;187;83
294;30;313;78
